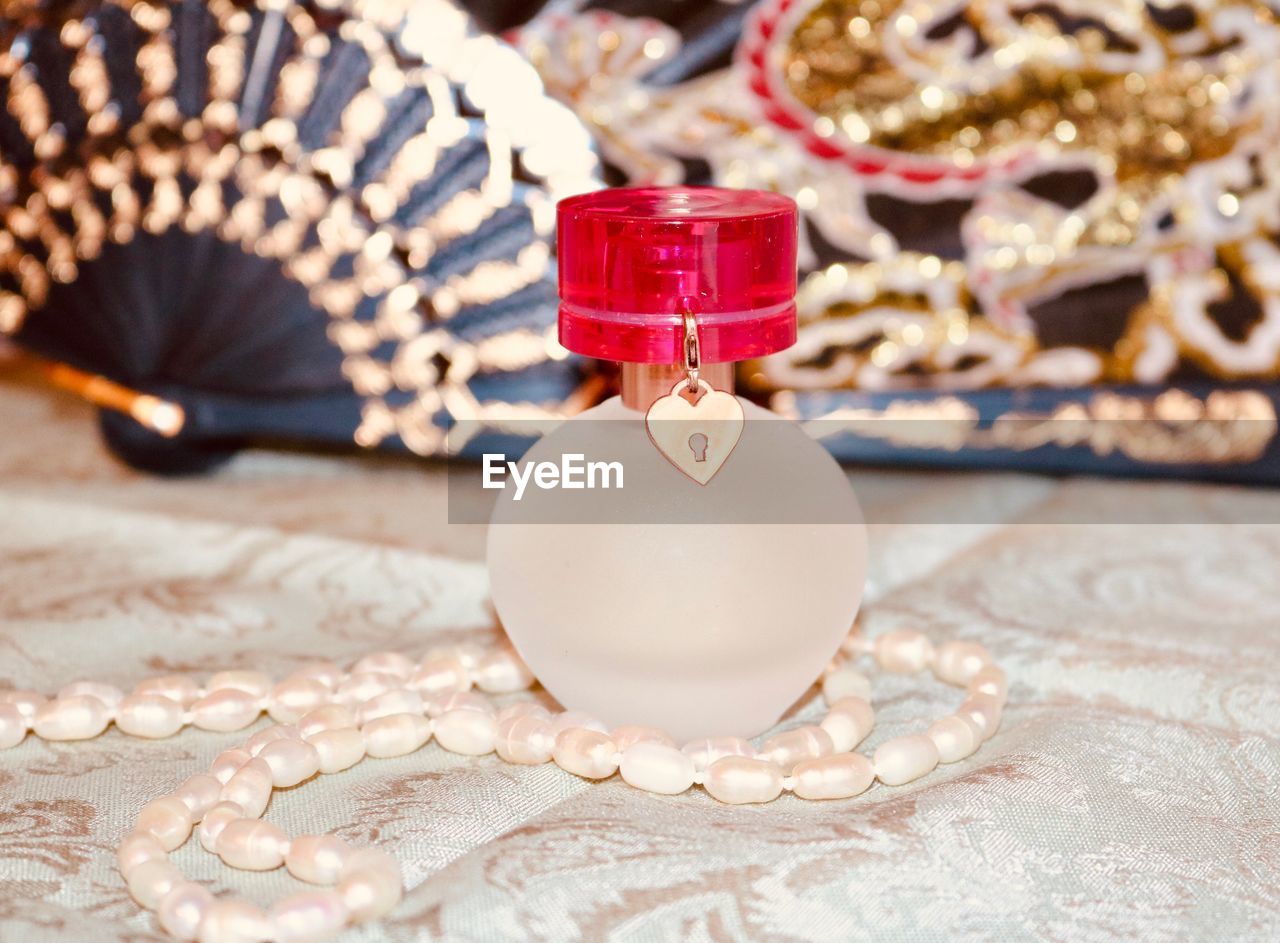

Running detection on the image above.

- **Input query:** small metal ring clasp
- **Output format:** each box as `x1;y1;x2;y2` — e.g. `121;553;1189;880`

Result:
682;309;700;395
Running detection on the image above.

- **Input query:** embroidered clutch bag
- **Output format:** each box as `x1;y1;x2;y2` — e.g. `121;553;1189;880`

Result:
516;0;1280;481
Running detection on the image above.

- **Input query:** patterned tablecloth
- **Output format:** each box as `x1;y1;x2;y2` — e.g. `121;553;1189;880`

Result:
0;368;1277;942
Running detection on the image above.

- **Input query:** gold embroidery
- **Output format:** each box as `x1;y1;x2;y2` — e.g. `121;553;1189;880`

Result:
792;389;1277;464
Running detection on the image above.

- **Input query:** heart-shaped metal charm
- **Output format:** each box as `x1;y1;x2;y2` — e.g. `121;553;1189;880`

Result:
645;379;745;485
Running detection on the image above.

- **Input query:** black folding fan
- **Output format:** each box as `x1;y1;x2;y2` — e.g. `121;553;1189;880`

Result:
0;0;600;471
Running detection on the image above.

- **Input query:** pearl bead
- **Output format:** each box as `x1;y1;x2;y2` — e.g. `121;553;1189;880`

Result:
338;869;403;922
957;694;1003;740
553;728;618;779
133;674;201;706
407;653;469;696
702;756;784;804
927;715;979;763
335;672;398;706
158;881;213;941
932;640;992;685
283;662;343;689
268;679;329;723
338;849;402;921
496;701;551;723
791;753;875;799
432;643;484;670
821;696;875;752
873;733;940;786
268;890;350;943
32;695;111;740
0;703;28;749
245;724;300;757
549;710;606;736
136;795;194;850
874;629;936;673
207;671;274;700
425;690;492;718
58;681;124;711
210;748;252;785
610;725;675;751
361;713;432;758
286;834;351;885
197;899;269;943
127;857;184;909
174;774;223;819
0;688;46;721
116;694;184;739
433;708;497;755
217;818;290;870
681;737;755;772
760;726;835;773
953;711;985;743
117;830;168;877
259;738;321;787
191;689;260;732
969;665;1008;703
822;665;872;703
841;628;871;655
199;802;244;853
494;714;555;764
355;689;424;725
339;847;400;882
619;742;696;795
297;705;357;739
308;728;366;773
472;648;534;694
352;651;414;681
220;758;274;819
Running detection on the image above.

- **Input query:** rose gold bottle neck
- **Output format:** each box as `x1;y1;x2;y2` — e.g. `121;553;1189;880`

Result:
619;362;736;411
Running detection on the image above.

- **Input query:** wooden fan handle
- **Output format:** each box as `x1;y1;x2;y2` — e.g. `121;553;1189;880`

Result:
39;359;186;438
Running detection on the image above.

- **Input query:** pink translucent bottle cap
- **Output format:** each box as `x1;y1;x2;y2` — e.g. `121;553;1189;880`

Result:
557;186;798;364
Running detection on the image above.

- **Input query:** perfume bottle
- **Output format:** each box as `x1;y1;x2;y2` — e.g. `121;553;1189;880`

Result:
487;187;866;741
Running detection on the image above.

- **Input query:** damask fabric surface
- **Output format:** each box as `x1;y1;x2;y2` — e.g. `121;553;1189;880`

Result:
0;371;1277;942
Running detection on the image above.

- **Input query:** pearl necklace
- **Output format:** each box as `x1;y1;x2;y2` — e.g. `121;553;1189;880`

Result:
0;626;1007;943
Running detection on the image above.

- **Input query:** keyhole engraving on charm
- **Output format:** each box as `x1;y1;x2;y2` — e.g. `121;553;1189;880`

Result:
646;378;744;486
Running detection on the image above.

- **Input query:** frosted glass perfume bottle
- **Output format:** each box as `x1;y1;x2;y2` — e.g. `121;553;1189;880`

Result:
488;187;866;741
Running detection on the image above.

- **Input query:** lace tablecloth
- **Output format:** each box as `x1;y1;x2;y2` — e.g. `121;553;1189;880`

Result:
0;371;1277;942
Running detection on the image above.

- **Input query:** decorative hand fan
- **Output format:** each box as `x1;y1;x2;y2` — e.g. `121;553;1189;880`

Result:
0;0;599;472
515;0;1280;482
